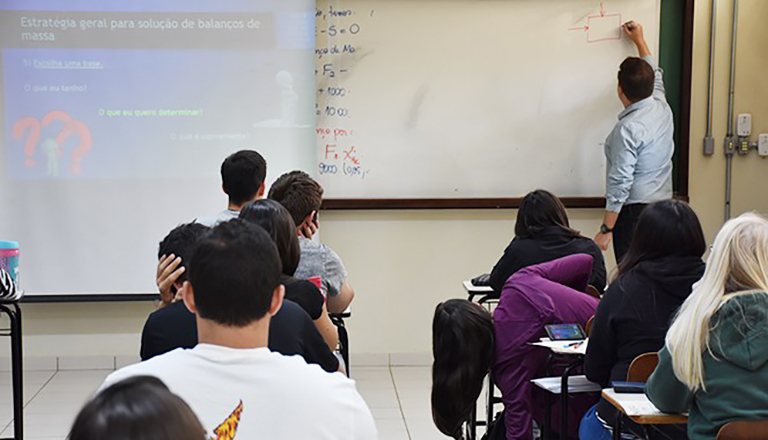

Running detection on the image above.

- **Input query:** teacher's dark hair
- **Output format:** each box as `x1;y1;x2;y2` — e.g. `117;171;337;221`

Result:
68;376;206;440
515;189;580;239
432;300;494;439
239;199;301;276
618;57;655;102
618;199;706;276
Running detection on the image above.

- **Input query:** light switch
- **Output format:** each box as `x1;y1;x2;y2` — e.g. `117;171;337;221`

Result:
758;134;768;157
737;114;752;137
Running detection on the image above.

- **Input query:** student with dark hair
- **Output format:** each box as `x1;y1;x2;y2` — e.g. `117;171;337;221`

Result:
433;256;598;440
431;300;495;439
196;150;268;227
269;170;355;314
155;223;210;306
240;199;339;352
489;189;606;295
581;200;706;439
594;21;675;262
69;376;206;440
141;223;209;361
141;222;339;373
103;220;376;439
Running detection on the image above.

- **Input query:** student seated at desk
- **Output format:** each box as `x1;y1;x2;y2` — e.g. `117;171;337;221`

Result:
489;190;606;296
195;150;268;227
433;255;599;440
141;222;340;373
431;299;495;439
647;213;768;440
269;170;355;314
240;199;339;352
105;220;376;439
581;200;705;439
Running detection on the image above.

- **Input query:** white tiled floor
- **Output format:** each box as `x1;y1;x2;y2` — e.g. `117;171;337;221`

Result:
0;366;466;440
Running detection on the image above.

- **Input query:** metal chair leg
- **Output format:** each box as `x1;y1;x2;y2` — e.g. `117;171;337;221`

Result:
0;303;23;440
486;374;494;435
613;414;623;440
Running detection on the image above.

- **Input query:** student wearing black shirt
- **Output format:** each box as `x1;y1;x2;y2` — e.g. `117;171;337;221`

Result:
240;199;339;351
140;223;339;372
489;190;606;295
140;297;339;372
581;199;705;438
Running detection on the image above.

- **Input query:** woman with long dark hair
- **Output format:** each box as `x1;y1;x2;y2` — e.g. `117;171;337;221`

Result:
433;255;599;440
240;199;339;351
432;300;494;439
489;190;606;295
581;199;706;439
69;376;206;440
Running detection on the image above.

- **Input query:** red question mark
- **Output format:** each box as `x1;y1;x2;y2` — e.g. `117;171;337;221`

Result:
57;120;92;173
12;117;42;167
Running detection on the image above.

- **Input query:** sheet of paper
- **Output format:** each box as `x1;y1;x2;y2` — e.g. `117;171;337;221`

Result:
621;400;666;416
532;338;589;355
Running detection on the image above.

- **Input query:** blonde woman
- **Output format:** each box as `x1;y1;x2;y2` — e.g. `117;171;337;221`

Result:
647;213;768;439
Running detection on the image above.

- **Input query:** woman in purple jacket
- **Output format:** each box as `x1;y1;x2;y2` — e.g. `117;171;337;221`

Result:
432;254;599;440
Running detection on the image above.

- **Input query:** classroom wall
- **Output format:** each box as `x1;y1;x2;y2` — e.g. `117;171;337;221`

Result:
9;0;767;362
687;0;768;242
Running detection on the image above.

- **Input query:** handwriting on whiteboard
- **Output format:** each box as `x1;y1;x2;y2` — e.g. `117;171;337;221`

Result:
315;4;372;180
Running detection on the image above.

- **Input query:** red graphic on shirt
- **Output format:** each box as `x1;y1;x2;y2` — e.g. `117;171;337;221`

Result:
210;400;244;440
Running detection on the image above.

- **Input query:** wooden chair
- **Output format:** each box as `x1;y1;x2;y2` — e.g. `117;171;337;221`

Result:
585;316;595;337
717;420;768;440
586;285;601;299
627;352;659;382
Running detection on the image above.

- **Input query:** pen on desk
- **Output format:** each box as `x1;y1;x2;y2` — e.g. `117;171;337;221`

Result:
565;341;584;349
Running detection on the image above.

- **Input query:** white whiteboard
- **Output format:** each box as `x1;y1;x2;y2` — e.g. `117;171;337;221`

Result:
315;0;660;199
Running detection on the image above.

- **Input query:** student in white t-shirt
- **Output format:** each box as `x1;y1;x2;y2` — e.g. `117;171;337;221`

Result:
101;220;377;440
196;150;267;227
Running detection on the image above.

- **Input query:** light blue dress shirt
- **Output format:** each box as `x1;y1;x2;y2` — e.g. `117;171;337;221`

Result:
604;55;674;213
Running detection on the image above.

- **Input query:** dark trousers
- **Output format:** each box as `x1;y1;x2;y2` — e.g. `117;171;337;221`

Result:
613;204;647;264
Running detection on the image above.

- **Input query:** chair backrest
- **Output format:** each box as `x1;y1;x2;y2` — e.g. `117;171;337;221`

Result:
626;352;659;382
585;285;601;299
585;316;595;337
717;420;768;440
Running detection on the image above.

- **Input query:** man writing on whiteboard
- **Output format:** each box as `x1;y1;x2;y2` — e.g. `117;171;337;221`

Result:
594;21;674;263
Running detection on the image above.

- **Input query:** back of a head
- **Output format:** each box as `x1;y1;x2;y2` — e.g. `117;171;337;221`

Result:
431;299;494;439
666;213;768;391
618;57;655;103
188;219;282;327
157;223;210;284
515;189;577;238
68;376;205;440
221;150;267;206
268;170;324;228
618;199;706;274
239;199;301;276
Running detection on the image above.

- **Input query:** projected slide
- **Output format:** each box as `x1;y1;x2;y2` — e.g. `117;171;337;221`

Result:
1;0;315;179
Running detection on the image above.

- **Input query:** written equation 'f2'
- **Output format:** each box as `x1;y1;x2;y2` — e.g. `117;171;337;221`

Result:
569;1;622;43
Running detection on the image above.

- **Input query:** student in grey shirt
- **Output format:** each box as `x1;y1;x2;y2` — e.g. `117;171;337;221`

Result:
594;21;674;263
269;171;355;314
